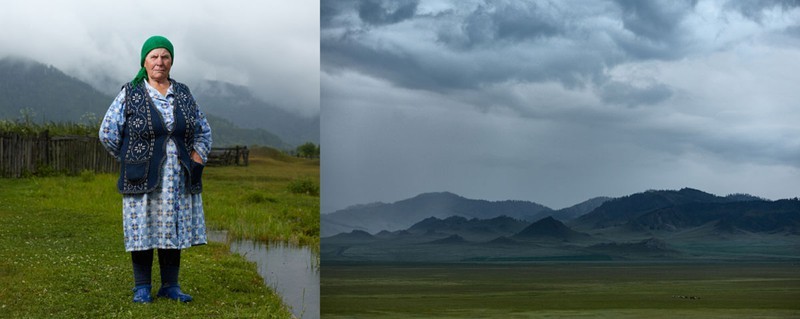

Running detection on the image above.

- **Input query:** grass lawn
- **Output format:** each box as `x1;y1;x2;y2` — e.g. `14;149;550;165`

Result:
321;263;800;318
203;147;320;247
0;148;318;318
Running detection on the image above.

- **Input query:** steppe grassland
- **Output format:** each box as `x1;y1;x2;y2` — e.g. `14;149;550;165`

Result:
321;263;800;318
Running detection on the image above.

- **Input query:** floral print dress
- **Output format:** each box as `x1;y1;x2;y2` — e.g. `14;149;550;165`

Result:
100;81;212;252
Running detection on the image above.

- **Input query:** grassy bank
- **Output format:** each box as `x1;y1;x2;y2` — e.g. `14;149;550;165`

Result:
203;147;319;248
321;263;800;318
0;149;318;318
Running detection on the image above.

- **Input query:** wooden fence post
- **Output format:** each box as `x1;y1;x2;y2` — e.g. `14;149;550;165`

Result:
1;132;119;178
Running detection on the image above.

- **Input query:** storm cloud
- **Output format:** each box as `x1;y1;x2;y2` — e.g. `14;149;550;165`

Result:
358;0;419;26
322;0;800;213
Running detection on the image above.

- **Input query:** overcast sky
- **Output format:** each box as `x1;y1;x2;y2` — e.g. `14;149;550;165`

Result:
321;0;800;213
0;0;319;117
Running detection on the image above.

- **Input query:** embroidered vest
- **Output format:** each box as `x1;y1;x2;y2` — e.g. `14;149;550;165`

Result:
117;80;203;194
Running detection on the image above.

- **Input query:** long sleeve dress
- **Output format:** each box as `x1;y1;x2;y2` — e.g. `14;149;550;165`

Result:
99;80;212;252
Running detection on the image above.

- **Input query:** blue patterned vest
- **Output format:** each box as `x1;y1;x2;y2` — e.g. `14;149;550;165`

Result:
117;80;203;194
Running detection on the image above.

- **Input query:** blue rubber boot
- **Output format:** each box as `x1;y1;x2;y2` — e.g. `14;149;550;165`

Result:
132;285;153;304
157;285;193;302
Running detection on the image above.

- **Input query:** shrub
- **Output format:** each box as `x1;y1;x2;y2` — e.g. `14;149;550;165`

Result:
243;192;277;204
286;177;319;196
33;164;59;177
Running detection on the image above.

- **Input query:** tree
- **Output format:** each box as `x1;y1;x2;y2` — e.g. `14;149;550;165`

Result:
296;142;319;158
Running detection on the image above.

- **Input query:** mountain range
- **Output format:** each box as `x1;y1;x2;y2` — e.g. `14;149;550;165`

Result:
573;187;763;229
321;191;608;236
321;188;800;263
191;80;319;146
0;57;109;122
0;57;317;147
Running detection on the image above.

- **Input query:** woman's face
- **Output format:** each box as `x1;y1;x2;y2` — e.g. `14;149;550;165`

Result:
144;48;172;82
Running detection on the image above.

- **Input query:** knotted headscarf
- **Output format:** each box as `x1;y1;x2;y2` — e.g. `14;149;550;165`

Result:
131;35;174;85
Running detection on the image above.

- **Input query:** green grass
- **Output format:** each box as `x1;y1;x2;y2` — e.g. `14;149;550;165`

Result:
321;263;800;318
0;118;98;136
203;146;319;247
0;148;318;318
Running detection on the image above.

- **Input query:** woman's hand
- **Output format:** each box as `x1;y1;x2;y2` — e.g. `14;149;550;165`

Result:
190;151;203;164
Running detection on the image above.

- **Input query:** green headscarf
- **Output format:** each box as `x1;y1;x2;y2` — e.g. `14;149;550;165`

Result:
130;35;174;85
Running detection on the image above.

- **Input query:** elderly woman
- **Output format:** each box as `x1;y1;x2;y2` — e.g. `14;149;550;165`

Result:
99;35;212;303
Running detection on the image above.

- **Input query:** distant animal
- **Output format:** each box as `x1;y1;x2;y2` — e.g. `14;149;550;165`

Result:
672;295;701;300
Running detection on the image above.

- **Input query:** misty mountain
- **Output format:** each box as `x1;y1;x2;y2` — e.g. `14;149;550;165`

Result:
321;192;553;237
191;80;319;145
485;236;521;246
322;188;799;263
205;114;289;149
553;197;612;221
425;234;469;245
324;230;376;243
573;188;754;229
0;57;293;148
0;57;110;122
627;199;800;234
373;229;412;240
406;215;529;241
512;216;591;242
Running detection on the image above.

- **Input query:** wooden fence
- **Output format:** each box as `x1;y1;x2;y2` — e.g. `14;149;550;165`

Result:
1;131;248;178
0;131;119;178
207;146;249;166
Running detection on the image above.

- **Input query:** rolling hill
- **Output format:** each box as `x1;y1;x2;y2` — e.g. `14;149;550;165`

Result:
406;215;529;241
512;216;591;242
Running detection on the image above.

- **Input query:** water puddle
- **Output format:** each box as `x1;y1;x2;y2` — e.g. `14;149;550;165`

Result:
209;230;319;319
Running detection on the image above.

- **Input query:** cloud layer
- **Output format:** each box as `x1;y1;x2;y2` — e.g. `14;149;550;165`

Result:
0;0;319;117
322;0;800;212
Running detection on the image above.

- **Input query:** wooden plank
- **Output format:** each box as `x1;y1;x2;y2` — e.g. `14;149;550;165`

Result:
0;132;120;178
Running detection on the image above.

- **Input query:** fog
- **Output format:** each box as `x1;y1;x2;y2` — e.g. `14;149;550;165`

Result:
0;0;319;117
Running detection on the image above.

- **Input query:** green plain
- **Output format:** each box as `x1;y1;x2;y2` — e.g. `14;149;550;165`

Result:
321;263;800;318
0;148;318;318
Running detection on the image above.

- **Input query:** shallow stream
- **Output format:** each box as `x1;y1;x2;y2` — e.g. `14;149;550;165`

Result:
209;230;319;319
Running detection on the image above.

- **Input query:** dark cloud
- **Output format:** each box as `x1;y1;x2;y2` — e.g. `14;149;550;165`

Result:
602;0;698;60
321;0;697;95
321;0;352;28
358;0;419;26
615;0;697;40
322;0;800;212
785;25;800;38
725;0;800;23
438;2;563;49
597;81;673;107
323;5;612;93
322;37;447;90
322;33;616;94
